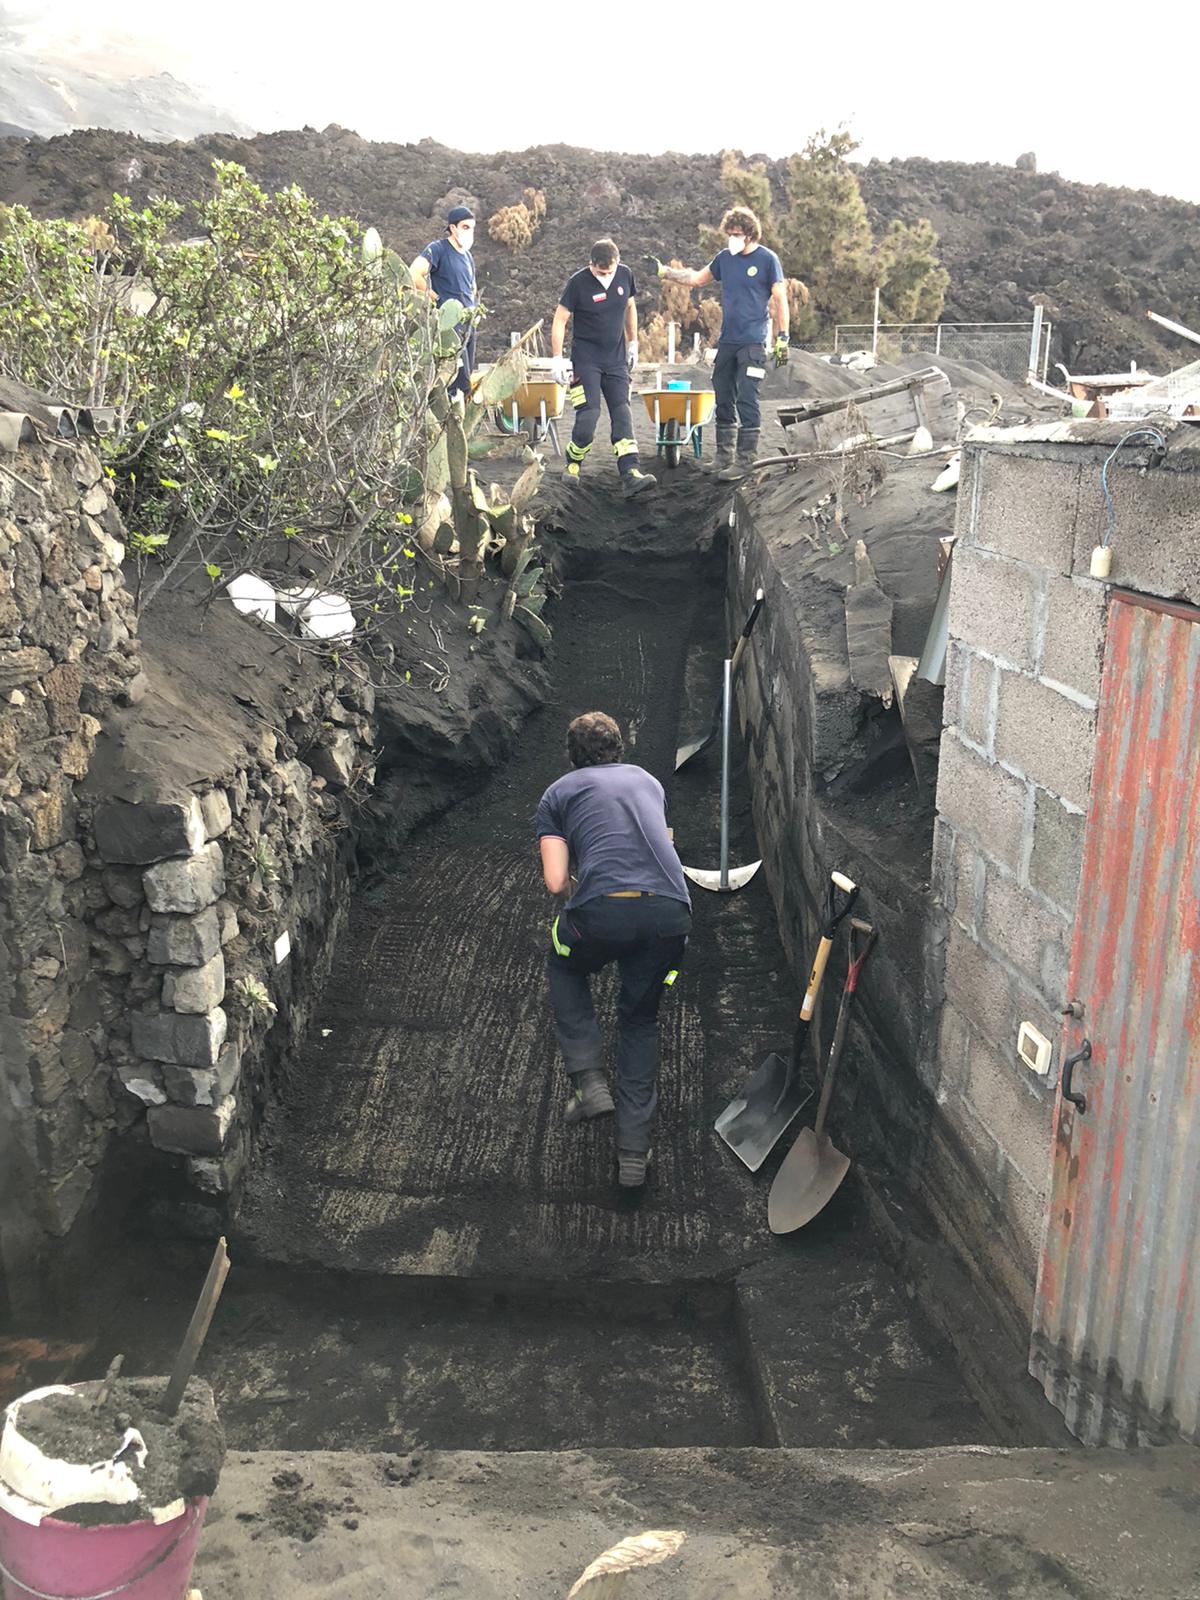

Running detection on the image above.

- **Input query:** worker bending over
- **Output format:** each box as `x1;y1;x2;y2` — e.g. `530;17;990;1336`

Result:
536;713;690;1187
410;204;478;398
551;239;656;498
649;206;788;478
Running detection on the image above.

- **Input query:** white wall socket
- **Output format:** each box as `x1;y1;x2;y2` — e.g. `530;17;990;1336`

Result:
1017;1020;1052;1076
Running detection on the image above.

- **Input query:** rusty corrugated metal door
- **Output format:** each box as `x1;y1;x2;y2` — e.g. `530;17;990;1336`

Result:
1030;590;1200;1445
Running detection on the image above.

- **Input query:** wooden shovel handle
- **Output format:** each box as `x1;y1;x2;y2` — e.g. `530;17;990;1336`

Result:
729;589;765;674
800;934;833;1022
164;1237;230;1417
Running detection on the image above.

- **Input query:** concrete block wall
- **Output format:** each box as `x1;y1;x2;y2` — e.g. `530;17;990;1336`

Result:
928;427;1200;1330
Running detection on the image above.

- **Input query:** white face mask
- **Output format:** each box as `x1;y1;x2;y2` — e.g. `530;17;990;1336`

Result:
593;269;616;288
454;226;474;248
727;235;746;256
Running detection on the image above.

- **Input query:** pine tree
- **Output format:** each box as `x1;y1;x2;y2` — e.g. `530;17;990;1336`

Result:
695;130;949;342
777;129;877;333
876;218;949;324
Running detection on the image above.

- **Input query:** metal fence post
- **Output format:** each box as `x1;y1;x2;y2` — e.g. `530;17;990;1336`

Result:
935;325;943;355
1027;305;1044;383
872;288;880;356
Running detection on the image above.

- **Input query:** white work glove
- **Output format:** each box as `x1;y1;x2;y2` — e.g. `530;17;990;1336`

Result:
626;341;639;374
550;356;572;387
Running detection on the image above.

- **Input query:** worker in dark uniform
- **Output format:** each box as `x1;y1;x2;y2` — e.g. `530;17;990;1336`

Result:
411;204;478;397
648;205;789;478
536;712;690;1188
550;239;655;498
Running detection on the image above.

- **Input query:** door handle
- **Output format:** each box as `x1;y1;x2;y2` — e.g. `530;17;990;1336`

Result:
1062;1039;1091;1113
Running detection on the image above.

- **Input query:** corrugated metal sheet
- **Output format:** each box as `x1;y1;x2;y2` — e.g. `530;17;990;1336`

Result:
1031;591;1200;1445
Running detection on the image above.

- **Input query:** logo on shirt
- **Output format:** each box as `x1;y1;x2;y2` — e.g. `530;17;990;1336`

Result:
746;265;759;277
617;285;625;295
592;292;607;302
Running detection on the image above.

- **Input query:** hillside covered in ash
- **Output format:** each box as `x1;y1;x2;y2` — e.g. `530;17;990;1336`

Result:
2;125;1197;371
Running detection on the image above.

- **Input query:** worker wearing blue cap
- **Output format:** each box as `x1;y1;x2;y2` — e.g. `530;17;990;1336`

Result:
412;205;479;396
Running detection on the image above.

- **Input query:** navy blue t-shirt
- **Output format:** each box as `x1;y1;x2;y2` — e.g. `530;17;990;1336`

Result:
560;264;636;367
708;245;783;346
423;237;477;311
535;762;690;911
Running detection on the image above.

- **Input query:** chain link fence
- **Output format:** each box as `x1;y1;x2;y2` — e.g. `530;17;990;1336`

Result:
679;320;1053;386
826;321;1052;384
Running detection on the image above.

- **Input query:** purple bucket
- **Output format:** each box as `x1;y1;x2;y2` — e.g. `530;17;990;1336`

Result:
0;1496;208;1600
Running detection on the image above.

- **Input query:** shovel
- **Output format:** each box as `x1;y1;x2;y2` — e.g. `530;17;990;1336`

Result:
715;869;858;1168
675;590;765;770
769;917;877;1232
681;656;762;893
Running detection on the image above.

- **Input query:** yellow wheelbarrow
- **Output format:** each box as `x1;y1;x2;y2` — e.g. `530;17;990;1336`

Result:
496;380;567;456
640;385;717;468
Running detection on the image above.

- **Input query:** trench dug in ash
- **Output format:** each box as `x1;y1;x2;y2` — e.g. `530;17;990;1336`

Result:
98;500;1007;1455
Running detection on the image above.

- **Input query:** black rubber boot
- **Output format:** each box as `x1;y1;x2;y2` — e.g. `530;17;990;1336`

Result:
719;427;760;481
620;467;656;499
713;425;737;474
565;1068;615;1124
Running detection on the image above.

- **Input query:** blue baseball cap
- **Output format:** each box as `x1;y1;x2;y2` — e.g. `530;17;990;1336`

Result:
447;205;475;225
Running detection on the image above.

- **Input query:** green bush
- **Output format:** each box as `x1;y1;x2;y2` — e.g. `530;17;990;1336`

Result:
0;162;453;621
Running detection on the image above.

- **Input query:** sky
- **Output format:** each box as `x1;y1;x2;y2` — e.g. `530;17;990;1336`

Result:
5;1;1199;203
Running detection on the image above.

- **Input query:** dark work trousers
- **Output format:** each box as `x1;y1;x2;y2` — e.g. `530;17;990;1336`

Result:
547;895;691;1153
449;325;477;398
569;356;639;474
713;342;767;429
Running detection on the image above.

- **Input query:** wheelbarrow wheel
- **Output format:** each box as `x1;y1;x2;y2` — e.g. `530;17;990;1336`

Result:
663;418;682;469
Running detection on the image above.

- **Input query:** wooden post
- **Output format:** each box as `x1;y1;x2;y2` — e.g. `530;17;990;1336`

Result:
164;1237;230;1416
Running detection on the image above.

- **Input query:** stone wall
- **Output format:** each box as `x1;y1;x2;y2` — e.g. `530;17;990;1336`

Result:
927;422;1200;1331
729;495;941;1190
0;414;379;1307
0;427;144;1305
87;676;375;1232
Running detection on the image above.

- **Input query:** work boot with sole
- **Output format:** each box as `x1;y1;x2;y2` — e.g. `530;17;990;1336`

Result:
719;427;761;482
736;427;762;476
617;1148;650;1188
565;1069;615;1124
712;424;737;475
620;468;656;499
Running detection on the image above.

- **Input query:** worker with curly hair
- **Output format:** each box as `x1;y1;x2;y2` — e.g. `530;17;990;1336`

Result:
648;206;788;479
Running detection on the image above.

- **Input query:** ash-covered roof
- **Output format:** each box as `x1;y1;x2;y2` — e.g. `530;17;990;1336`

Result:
0;377;114;453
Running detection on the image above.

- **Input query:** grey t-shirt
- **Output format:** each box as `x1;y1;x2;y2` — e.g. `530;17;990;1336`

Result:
535;762;690;911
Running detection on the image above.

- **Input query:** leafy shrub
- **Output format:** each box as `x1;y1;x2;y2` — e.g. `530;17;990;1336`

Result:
0;163;453;624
